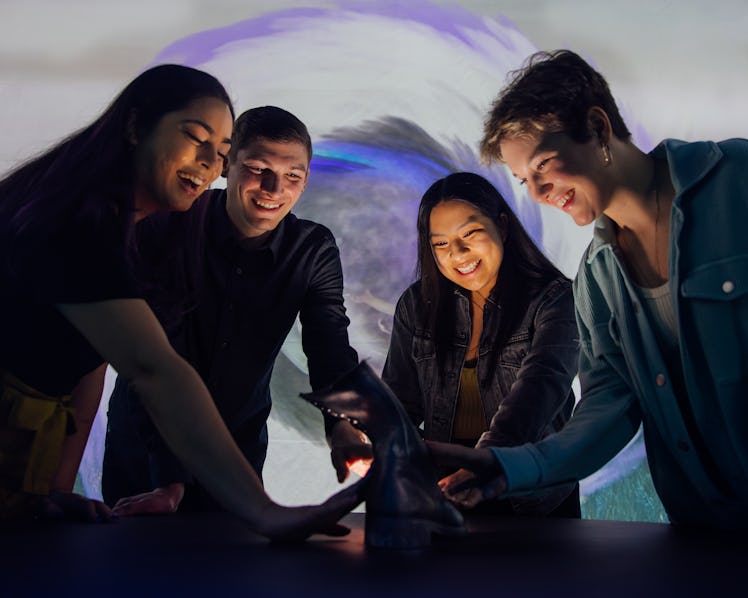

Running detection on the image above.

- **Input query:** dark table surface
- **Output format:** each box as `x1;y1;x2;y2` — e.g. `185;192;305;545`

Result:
2;512;745;597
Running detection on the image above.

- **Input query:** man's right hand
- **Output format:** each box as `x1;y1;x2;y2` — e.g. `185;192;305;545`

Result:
329;420;373;482
112;482;185;516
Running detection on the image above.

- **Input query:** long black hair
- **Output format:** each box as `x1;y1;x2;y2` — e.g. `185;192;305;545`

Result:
0;64;234;248
416;172;566;360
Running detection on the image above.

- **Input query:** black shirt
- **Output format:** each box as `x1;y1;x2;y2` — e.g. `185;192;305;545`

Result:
107;189;358;487
0;213;140;396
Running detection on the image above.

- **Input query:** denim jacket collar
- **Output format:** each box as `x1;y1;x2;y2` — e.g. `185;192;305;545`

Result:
586;139;724;264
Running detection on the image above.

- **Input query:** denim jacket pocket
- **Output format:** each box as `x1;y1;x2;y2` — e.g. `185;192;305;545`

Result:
411;333;436;362
499;331;530;368
680;255;748;385
680;254;748;301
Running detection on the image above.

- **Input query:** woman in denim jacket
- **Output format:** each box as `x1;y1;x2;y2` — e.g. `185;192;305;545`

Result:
382;172;580;517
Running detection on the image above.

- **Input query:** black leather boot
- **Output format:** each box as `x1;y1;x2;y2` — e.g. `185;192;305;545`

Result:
301;361;464;549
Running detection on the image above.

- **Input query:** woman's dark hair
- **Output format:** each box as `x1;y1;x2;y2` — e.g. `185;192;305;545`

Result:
481;49;631;162
417;172;566;361
0;63;234;244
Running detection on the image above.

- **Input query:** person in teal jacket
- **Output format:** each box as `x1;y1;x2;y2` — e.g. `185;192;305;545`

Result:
428;49;748;528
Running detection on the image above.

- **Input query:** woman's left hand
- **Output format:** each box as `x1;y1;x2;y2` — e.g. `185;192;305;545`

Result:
426;441;507;508
261;477;368;543
438;468;506;508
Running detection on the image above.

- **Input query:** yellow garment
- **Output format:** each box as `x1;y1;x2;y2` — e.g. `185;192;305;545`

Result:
0;371;75;511
451;364;486;442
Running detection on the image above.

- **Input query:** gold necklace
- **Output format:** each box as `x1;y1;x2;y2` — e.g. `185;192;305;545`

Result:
468;292;487;356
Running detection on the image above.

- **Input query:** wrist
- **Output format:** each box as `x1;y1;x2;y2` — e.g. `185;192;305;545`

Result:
160;482;185;509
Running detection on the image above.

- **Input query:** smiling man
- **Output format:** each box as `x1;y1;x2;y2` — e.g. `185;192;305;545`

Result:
102;106;371;514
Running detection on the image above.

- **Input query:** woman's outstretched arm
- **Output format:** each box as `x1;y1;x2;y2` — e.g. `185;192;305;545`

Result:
57;298;362;539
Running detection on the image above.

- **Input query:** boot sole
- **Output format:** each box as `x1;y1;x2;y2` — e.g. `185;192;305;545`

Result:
365;514;465;549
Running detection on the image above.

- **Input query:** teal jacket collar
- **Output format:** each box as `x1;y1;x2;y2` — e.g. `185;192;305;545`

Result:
587;138;724;263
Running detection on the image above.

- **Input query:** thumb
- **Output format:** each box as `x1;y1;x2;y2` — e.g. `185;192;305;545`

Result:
335;460;350;483
320;523;351;537
331;449;350;483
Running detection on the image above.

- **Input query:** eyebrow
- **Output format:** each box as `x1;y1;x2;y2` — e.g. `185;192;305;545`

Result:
509;140;551;179
242;156;308;173
429;214;483;237
181;119;232;146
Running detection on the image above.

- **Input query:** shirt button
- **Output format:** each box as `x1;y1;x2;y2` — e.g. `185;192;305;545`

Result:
722;280;735;294
220;341;229;349
235;266;243;275
677;440;690;452
655;373;666;387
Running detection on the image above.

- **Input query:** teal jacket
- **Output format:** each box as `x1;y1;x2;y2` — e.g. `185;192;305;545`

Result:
491;139;748;527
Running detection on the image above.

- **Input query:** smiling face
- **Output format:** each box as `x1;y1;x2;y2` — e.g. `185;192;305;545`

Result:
429;199;506;298
224;138;309;239
132;96;233;218
499;130;613;227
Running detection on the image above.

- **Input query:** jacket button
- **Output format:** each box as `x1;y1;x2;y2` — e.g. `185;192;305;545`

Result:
722;280;735;294
236;266;243;275
655;373;666;387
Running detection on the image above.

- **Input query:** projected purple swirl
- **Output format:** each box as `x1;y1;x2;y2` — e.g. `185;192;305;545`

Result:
81;0;662;521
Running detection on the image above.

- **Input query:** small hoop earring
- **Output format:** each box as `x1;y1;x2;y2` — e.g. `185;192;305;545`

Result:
602;144;612;166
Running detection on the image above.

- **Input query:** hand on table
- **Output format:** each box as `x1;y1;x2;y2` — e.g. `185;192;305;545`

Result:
112;482;185;516
329;419;373;482
426;441;507;508
39;490;116;523
262;476;368;543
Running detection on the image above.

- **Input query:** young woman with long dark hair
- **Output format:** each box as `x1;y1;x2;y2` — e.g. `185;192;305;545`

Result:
382;171;580;517
0;64;360;538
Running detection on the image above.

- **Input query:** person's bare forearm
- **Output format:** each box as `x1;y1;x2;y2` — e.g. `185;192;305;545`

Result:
55;300;293;536
127;354;276;528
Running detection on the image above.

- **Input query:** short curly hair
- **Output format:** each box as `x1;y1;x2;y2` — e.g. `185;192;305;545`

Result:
480;50;631;162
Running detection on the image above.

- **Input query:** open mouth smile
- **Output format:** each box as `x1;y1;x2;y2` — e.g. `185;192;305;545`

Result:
253;197;282;210
555;189;574;210
177;170;205;192
455;259;480;275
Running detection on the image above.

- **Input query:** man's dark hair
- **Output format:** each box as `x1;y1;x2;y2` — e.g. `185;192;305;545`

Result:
230;106;312;162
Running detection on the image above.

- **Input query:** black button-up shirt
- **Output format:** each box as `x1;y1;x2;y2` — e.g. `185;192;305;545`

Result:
107;189;357;489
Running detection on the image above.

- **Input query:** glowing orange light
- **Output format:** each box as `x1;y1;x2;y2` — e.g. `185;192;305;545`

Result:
348;458;373;478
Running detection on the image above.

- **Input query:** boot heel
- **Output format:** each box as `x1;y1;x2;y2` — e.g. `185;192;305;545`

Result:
365;514;436;549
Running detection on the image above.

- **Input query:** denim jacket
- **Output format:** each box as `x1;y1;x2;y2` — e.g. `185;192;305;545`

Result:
382;276;579;514
491;139;748;528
